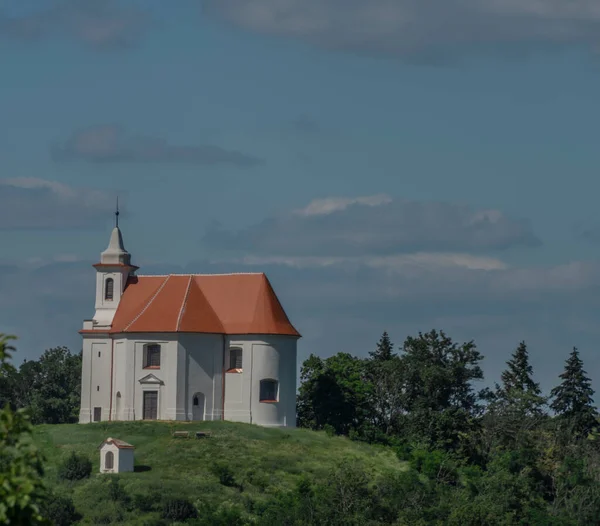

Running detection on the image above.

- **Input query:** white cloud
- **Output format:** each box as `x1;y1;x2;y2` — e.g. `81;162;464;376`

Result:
204;195;540;256
295;194;393;216
204;0;600;60
0;178;115;229
53;124;263;167
0;0;150;49
222;252;508;271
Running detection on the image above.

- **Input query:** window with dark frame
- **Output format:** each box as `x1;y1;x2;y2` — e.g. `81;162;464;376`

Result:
259;379;278;402
105;278;114;301
229;348;242;370
144;344;161;368
193;396;199;406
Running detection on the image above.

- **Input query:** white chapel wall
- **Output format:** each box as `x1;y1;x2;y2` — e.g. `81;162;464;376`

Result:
224;335;298;427
80;337;111;423
129;335;177;421
181;333;224;421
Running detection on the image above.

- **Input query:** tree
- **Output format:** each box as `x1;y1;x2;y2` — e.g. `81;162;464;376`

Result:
550;347;598;437
500;342;543;400
11;347;81;425
297;353;372;435
369;331;394;362
0;334;48;525
366;356;406;437
486;341;546;448
497;341;545;415
398;329;485;450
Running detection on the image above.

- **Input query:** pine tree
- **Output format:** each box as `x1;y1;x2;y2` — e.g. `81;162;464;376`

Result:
550;347;598;437
500;341;541;395
369;332;394;361
496;341;545;419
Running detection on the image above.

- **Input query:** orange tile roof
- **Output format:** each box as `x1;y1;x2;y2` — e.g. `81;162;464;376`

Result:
107;273;300;337
99;437;135;449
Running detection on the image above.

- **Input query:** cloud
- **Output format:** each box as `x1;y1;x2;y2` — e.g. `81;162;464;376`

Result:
203;195;540;257
53;124;264;167
204;0;600;61
0;0;150;49
4;254;600;393
0;178;115;229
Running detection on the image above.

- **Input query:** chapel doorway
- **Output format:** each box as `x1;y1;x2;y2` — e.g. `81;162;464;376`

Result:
143;391;158;420
105;451;114;470
191;392;205;421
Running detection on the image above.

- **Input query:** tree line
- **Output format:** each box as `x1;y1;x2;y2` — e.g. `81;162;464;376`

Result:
0;345;81;425
2;329;599;524
295;329;600;524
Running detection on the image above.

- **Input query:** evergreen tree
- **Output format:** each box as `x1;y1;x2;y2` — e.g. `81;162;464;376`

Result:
486;341;546;448
550;347;598;437
497;341;545;416
500;341;541;396
369;332;394;361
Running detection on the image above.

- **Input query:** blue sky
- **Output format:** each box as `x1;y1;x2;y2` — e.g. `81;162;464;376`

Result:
2;0;600;393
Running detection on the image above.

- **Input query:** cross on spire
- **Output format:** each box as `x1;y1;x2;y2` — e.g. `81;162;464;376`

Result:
115;197;120;228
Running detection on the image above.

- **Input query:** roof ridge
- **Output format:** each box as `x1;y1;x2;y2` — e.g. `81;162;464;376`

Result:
136;272;265;277
123;275;171;332
176;275;193;332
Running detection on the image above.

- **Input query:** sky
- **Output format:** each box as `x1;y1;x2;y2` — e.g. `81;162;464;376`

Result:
2;0;600;394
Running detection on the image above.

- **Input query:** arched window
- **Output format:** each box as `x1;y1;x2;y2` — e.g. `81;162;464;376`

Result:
193;395;199;406
259;379;278;402
143;344;161;368
105;451;114;470
228;348;242;371
105;278;114;301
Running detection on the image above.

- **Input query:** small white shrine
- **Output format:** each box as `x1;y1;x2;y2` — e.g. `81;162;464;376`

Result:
99;437;135;473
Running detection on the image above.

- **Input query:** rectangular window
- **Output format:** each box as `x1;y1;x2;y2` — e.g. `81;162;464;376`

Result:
97;386;100;392
98;351;101;358
144;344;161;368
228;348;242;371
259;380;278;402
93;407;101;422
105;278;114;301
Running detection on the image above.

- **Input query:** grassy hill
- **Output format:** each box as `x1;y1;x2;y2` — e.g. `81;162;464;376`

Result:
33;421;406;524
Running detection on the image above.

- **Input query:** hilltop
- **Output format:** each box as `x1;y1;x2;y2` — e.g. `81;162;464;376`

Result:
33;421;406;525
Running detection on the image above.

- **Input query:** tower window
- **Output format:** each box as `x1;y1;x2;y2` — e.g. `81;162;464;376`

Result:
105;278;114;301
228;348;242;371
259;379;278;403
143;344;161;368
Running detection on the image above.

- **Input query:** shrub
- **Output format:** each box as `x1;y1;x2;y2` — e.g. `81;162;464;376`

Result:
210;461;237;487
41;495;79;526
58;451;92;481
162;498;198;522
133;492;160;512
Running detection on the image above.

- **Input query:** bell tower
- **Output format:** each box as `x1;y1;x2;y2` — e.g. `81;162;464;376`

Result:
92;200;138;329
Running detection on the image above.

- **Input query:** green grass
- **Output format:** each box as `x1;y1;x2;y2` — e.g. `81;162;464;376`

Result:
33;421;406;524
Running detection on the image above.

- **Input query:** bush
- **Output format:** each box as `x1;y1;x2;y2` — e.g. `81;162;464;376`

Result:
162;498;198;522
133;492;160;512
210;461;237;487
41;495;79;526
58;451;92;481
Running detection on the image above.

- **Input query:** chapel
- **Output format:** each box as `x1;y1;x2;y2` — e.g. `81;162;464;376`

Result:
78;213;300;427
